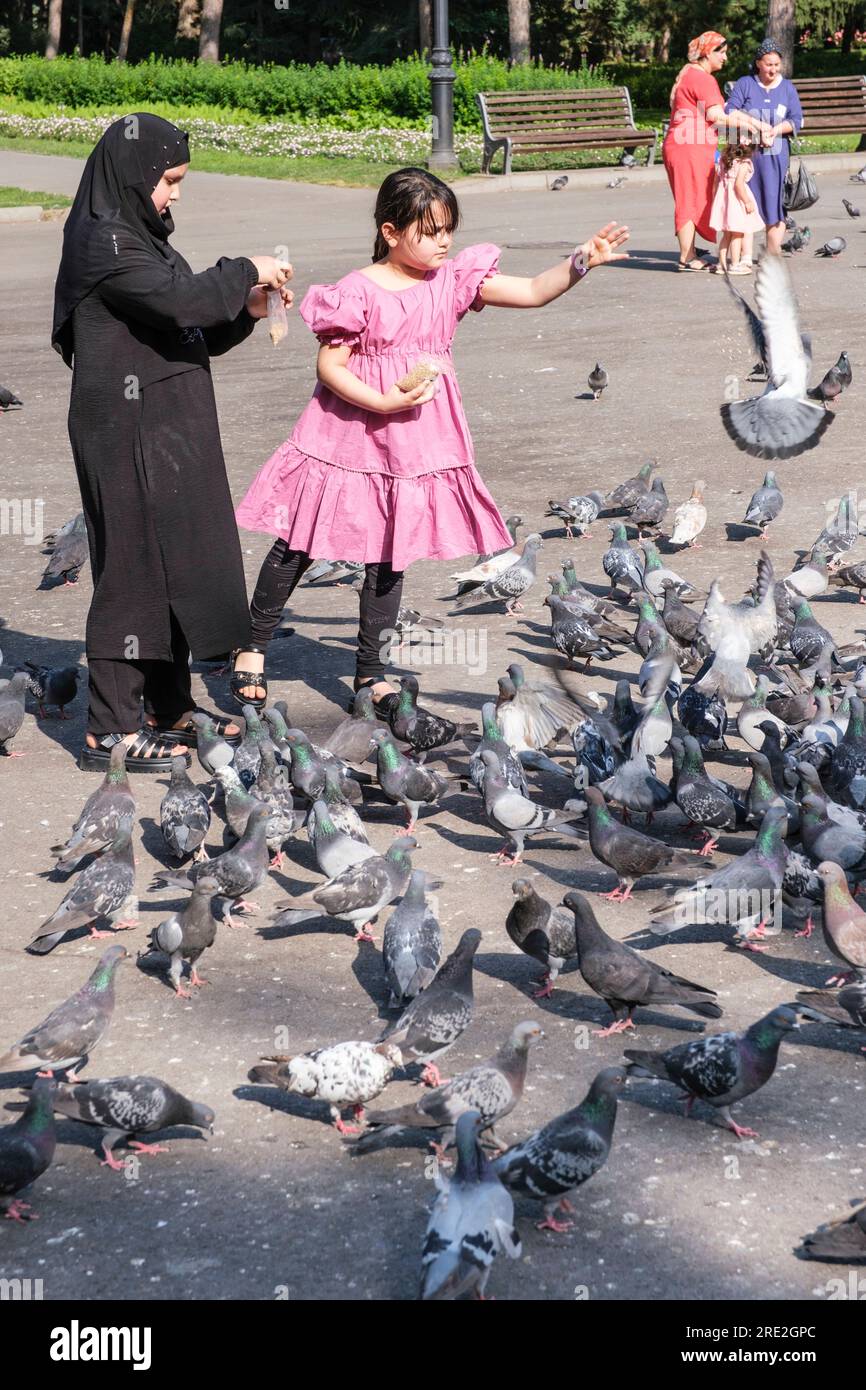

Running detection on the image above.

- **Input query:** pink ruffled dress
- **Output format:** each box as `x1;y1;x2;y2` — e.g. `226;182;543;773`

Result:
710;159;765;235
235;243;514;571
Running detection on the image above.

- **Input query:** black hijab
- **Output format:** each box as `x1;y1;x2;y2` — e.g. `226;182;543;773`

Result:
52;113;190;367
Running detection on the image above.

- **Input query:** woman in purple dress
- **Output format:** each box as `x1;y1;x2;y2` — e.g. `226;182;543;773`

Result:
724;37;804;256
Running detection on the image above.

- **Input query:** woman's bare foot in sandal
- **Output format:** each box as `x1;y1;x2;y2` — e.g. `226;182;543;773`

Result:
232;651;266;704
146;709;242;739
85;731;189;757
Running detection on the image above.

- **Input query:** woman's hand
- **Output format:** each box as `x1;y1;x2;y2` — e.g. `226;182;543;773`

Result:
378;379;438;414
249;255;293;289
580;222;630;269
246;285;294;319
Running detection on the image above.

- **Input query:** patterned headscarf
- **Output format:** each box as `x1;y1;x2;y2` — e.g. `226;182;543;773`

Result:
754;37;782;65
687;31;727;62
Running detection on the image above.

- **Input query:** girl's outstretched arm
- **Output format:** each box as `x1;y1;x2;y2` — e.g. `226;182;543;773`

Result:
478;222;629;309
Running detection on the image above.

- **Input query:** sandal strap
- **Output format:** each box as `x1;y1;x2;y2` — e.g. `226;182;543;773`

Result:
126;728;177;758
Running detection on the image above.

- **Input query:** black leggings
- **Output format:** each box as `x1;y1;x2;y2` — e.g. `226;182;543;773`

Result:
88;609;193;736
249;539;404;683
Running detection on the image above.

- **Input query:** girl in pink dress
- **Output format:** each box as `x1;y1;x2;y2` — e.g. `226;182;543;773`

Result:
234;167;628;710
709;142;765;274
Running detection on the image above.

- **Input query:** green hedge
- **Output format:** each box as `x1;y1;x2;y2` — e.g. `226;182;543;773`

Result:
0;54;610;131
605;49;866;109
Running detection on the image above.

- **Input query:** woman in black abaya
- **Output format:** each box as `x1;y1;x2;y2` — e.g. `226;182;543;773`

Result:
52;113;291;771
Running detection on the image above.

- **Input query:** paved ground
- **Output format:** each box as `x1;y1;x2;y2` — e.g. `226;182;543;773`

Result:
0;148;865;1303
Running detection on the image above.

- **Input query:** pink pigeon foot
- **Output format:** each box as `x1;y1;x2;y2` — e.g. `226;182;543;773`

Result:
99;1148;126;1171
88;926;115;939
593;1018;636;1038
698;834;718;857
174;984;193;1000
128;1141;169;1157
729;1121;759;1141
532;976;554;1000
795;916;814;939
4;1199;35;1221
421;1064;447;1088
537;1213;573;1234
235;899;260;915
269;852;283;869
334;1116;361;1136
35;1069;55;1079
189;968;208;988
558;1197;576;1214
3;750;25;757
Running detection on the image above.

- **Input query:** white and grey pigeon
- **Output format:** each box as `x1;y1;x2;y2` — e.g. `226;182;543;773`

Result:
720;253;832;459
24;662;81;719
379;928;481;1086
306;797;377;880
742;470;783;538
50;739;135;871
160;756;211;862
467;702;528;797
29;828;137;954
248;1041;403;1134
545;491;604;539
382;869;443;1008
493;1065;627;1233
271;834;417;943
353;1021;542;1154
420;1110;521;1301
0;945;128;1075
448;515;523;595
50;1075;214;1169
479;749;583;865
453;534;542;614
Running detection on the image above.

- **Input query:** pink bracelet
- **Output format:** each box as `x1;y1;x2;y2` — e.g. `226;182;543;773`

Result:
570;246;590;279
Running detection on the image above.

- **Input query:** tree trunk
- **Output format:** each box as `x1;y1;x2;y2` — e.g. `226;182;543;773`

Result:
198;0;222;62
841;6;857;53
766;0;796;74
654;24;671;64
508;0;531;64
116;0;135;62
45;0;63;59
418;0;432;57
176;0;201;41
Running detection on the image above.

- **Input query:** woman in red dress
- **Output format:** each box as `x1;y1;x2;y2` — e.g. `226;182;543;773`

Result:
663;32;772;271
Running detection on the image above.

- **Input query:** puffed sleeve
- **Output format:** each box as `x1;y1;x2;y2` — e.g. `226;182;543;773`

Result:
299;281;368;346
786;79;803;134
451;242;502;318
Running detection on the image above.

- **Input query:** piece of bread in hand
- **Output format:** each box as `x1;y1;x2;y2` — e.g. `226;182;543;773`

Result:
395;361;440;392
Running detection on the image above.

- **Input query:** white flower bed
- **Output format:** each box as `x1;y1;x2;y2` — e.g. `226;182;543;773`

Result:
0;111;482;163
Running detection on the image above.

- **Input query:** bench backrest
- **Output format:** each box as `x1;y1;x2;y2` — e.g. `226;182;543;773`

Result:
479;86;636;132
793;74;866;115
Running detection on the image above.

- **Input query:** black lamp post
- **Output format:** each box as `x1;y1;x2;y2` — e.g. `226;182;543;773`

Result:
428;0;456;169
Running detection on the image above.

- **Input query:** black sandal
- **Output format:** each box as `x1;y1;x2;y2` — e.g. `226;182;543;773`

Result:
349;677;398;722
151;710;242;746
79;730;191;774
227;647;268;712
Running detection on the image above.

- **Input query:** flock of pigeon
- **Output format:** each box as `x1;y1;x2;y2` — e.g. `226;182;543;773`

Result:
2;225;866;1299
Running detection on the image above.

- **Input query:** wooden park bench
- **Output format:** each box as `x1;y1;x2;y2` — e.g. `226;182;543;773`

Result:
476;87;658;175
793;75;866;147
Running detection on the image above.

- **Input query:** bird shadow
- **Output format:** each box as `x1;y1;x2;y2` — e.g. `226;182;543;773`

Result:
234;1082;334;1128
724;523;758;544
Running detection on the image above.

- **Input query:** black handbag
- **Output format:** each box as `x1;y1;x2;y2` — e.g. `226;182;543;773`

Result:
784;158;819;211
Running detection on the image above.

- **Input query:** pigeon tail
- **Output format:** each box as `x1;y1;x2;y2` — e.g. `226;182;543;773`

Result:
721;396;833;461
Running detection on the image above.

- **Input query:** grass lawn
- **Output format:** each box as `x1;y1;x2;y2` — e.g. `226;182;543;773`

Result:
0;182;71;206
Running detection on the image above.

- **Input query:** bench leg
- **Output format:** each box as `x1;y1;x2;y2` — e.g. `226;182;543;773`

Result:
857;132;866;153
646;135;657;167
482;136;510;176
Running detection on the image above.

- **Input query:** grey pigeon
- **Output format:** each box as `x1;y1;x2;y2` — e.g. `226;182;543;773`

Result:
468;703;528;797
826;697;866;807
584;785;692;902
797;980;866;1043
51;739;135;870
277;725;365;803
0;1079;56;1221
545;491;604;539
371;728;454;830
40;512;88;587
808;351;852;404
493;1065;626;1232
721;254;832;459
813;490;857;554
562;890;721;1035
843;198;861;217
307;796;376;879
506;878;578;998
323;686;378;763
44;512;82;548
353;1021;542;1154
0;945;127;1075
544;594;617;671
307;773;370;852
603;523;644;595
151;802;270;928
379;927;481;1086
449;515;524;595
234;704;267;788
141;873;221;996
743;471;783;537
383;869;443;1008
50;1075;213;1169
641;539;702;602
624;1005;801;1139
191;711;235;776
830;560;866;603
420;1110;521;1300
815;237;846;257
248;1041;402;1133
782;224;810;253
160;756;210;862
672;735;739;853
212;764;261;840
851;167;866;182
250;742;298;866
550;175;568;191
598;750;671;820
0;384;22;410
453;534;542;614
588;363;608;399
606;460;657;512
629;475;669;534
272;834;417;943
798;1201;866;1263
29;828;137;954
0;671;31;755
24;662;81;719
496;662;581;751
479;749;582;865
388;675;474;757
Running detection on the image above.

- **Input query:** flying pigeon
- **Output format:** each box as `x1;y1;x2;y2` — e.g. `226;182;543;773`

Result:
0;945;127;1076
378;928;480;1086
141;873;221;996
493;1066;627;1233
24;663;81;719
587;363;608;400
0;1078;56;1221
50;1075;214;1169
248;1041;403;1134
352;1021;542;1154
624;1005;801;1139
382;869;443;1008
30;828;137;954
420;1110;521;1300
720;254;832;459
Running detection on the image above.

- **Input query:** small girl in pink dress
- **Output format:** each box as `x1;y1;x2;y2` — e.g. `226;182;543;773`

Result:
234;167;628;710
710;142;765;274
